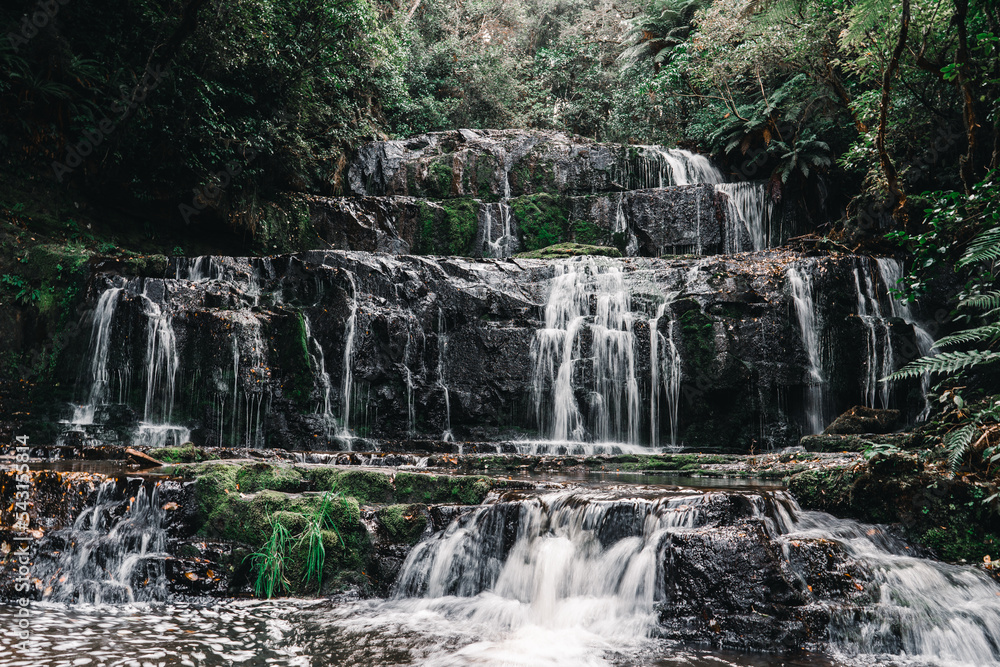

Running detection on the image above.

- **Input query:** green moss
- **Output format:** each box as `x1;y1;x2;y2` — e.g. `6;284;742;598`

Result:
394;472;492;505
276;312;314;411
786;468;858;516
120;254;168;277
429;161;454;198
920;527;1000;562
235;462;307;493
149;443;216;463
569;218;609;247
679;301;716;377
515;242;621;259
335;469;396;504
377;504;429;545
510;193;571;251
413;199;479;256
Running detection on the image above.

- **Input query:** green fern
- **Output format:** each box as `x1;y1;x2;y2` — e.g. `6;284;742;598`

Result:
933;325;1000;349
944;423;978;471
959;227;1000;266
960;291;1000;312
887;350;1000;380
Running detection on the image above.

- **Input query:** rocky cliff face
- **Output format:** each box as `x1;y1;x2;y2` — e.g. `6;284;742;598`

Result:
310;130;785;259
52;248;925;453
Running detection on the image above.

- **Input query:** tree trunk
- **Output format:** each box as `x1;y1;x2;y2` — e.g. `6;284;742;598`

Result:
876;0;910;220
954;0;981;192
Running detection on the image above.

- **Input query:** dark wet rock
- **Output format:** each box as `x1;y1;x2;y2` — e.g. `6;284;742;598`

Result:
41;248;928;453
659;519;869;652
823;406;901;435
787;454;1000;563
800;432;922;452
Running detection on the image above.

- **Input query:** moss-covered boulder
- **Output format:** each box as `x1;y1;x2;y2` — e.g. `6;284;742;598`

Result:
787;454;1000;563
514;242;622;259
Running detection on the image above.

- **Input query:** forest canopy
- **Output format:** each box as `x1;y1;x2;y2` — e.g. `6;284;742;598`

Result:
0;0;997;244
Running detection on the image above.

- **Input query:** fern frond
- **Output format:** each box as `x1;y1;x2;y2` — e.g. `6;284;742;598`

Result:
933;325;1000;348
959;291;1000;312
886;350;1000;380
945;423;977;471
959;227;1000;266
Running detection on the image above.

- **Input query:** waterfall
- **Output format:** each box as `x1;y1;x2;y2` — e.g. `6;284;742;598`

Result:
629;146;723;188
393;489;705;655
853;259;894;409
876;257;936;419
229;311;268;448
613;194;639;257
774;494;1000;666
385;487;1000;667
531;259;640;443
303;314;335;440
72;287;122;425
649;301;682;448
787;266;826;434
480;202;518;259
436;308;453;442
44;481;169;605
716;182;775;253
134;287;189;448
403;320;417;436
340;273;358;444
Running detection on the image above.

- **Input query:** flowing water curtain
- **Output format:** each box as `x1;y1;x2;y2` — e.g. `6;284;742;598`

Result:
531;259;641;444
787;264;827;434
649;300;683;448
45;481;170;605
73;286;124;425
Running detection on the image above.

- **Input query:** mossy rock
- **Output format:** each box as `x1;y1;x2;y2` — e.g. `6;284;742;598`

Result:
235;462;307;493
413;199;479;256
515;243;621;259
377;504;429;545
149;443;217;463
119;254;168;277
394;472;492;505
510;193;570;250
334;469;396;504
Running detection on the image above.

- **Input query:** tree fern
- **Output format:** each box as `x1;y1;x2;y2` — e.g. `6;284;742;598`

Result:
887;350;1000;380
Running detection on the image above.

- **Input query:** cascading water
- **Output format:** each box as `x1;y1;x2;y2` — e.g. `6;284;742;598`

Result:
339;273;359;446
853;259;895;410
228;310;269;448
716;181;775;253
133;289;189;448
649;300;682;448
787;265;826;434
479;202;518;259
390;489;705;664
876;257;937;419
531;258;641;445
624;146;723;189
44;481;169;605
72;287;122;425
774;494;1000;666
303;314;335;440
436;307;453;442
